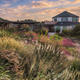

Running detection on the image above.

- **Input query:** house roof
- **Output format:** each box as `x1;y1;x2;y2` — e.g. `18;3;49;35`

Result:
55;22;80;26
52;11;79;18
45;21;57;24
44;21;57;25
0;21;39;24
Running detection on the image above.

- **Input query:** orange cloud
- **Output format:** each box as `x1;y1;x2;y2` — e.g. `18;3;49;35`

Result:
72;0;80;4
1;0;80;21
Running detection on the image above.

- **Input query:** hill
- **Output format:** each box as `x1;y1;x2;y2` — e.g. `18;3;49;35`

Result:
0;17;9;21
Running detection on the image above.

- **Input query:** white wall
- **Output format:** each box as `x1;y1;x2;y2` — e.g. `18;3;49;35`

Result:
68;17;72;22
57;18;61;22
55;25;76;33
53;17;79;22
77;18;79;22
52;18;54;22
53;18;61;22
9;23;18;27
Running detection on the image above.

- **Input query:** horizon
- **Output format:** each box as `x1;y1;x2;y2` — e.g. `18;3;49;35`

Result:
0;0;80;21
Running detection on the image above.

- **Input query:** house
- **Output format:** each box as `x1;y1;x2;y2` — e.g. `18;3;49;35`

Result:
52;11;80;33
9;21;39;31
44;21;57;32
0;21;39;31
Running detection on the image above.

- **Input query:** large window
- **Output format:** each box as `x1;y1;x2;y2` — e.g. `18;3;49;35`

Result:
72;17;77;22
61;17;68;21
54;19;57;22
63;26;67;29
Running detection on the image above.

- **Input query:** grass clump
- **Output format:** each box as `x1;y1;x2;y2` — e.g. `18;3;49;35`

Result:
0;29;21;40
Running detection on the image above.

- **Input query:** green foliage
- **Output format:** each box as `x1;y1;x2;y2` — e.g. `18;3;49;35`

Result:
61;25;80;37
58;33;65;36
36;28;48;35
0;28;80;80
76;31;80;36
72;25;80;35
70;60;80;71
0;17;9;21
22;25;31;31
56;29;60;33
62;29;68;35
50;35;62;40
0;29;21;40
52;28;54;32
20;43;66;79
0;59;11;80
62;29;72;36
20;19;37;22
8;27;16;32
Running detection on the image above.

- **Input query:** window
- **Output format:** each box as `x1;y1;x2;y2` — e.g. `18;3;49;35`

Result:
54;19;57;22
61;17;68;21
72;26;75;29
72;17;77;22
63;26;67;29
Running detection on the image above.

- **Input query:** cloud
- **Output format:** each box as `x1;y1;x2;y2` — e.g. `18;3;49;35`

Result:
72;0;80;4
3;0;19;3
31;0;72;9
0;0;80;21
1;5;80;21
0;3;11;8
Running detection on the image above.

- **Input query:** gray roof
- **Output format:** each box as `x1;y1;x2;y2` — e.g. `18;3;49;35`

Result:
0;21;39;24
55;22;80;26
52;11;79;18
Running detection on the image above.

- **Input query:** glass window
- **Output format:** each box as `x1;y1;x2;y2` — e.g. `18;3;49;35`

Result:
61;17;68;21
54;19;57;22
72;17;77;22
63;26;67;29
72;26;75;29
56;26;61;30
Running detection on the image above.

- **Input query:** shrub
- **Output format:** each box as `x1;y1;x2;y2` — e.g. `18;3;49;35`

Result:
0;60;11;80
8;27;16;32
50;35;62;41
62;29;68;34
38;35;52;44
53;28;54;32
24;31;38;40
0;37;29;78
70;60;80;71
36;28;48;35
0;37;25;51
76;31;80;36
0;29;21;40
62;38;74;46
21;25;31;31
72;25;80;35
21;43;66;78
56;29;60;33
58;33;65;36
62;29;72;36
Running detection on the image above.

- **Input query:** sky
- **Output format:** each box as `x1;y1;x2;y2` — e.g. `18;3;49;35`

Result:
0;0;80;21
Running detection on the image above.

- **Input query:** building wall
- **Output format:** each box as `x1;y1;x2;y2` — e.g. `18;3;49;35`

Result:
68;17;72;21
9;23;18;27
52;17;79;22
55;25;76;33
57;18;61;22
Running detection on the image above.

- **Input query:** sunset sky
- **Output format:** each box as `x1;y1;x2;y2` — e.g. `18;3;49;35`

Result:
0;0;80;21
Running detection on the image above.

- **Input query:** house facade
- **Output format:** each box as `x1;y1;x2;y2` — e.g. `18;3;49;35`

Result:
0;21;38;31
52;11;80;33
